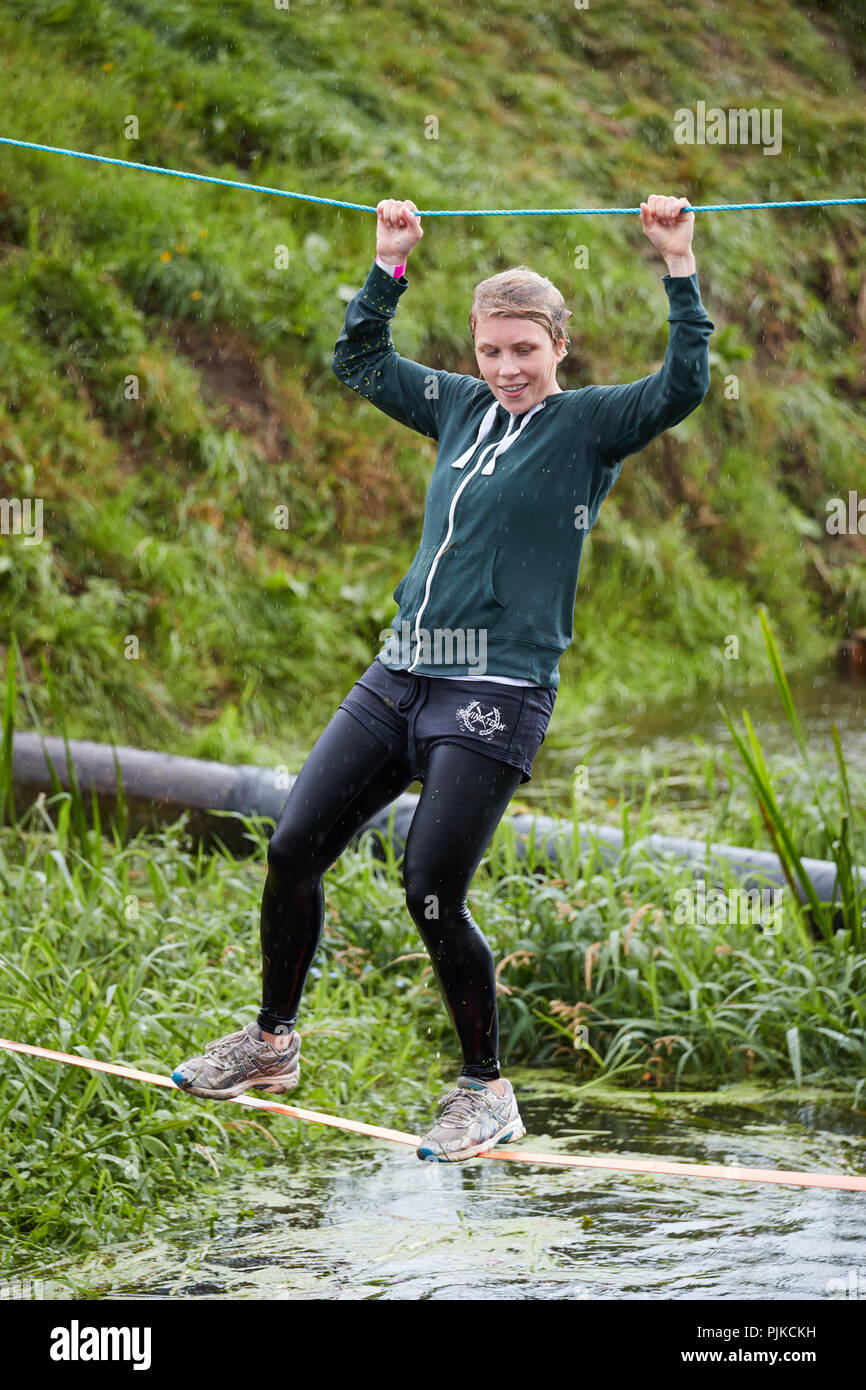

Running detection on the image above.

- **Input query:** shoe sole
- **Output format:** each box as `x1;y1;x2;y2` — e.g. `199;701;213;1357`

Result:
171;1066;300;1101
416;1116;527;1163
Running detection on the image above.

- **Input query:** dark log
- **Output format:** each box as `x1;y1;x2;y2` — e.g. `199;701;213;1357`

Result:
9;732;865;934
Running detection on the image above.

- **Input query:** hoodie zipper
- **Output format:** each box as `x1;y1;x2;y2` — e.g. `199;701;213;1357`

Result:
405;403;544;674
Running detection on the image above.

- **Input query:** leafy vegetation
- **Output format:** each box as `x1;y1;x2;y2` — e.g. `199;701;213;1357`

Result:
1;609;864;1263
0;0;864;769
0;0;864;1276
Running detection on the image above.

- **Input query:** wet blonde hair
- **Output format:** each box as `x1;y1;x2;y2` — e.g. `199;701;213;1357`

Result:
469;265;572;354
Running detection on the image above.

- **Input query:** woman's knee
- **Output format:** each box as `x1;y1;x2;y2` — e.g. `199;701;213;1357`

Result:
403;847;446;920
266;826;320;892
403;863;474;938
404;876;442;928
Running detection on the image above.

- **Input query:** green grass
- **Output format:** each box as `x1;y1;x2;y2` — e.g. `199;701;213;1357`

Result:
1;0;865;1273
0;0;864;770
0;612;864;1265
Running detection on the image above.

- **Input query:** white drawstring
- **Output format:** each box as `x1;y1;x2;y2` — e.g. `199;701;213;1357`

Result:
450;400;545;476
450;401;499;470
481;401;545;474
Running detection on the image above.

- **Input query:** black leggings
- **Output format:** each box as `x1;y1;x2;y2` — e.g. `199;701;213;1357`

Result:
256;707;523;1080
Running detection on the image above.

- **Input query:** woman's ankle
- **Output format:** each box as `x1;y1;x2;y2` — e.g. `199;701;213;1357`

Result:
462;1072;504;1095
260;1024;293;1050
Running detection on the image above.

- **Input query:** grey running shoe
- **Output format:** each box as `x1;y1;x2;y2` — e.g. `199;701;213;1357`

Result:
416;1075;526;1162
171;1022;300;1100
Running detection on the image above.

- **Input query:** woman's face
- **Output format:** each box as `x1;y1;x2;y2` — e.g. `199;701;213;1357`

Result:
474;314;568;414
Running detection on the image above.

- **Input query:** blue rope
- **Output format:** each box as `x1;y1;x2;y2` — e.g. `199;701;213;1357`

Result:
1;136;865;215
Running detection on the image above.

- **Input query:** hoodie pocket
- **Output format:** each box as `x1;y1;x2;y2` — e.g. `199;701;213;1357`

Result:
420;545;506;634
392;546;436;612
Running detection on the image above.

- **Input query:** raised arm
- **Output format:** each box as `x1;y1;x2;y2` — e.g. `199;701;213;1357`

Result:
577;194;715;468
331;198;451;440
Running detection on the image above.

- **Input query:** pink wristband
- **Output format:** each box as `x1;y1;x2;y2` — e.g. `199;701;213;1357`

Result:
376;255;406;278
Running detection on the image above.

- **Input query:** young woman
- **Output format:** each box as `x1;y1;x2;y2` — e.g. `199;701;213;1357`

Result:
173;194;714;1162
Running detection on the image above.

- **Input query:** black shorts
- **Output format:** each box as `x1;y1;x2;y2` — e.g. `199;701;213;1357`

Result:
338;658;556;785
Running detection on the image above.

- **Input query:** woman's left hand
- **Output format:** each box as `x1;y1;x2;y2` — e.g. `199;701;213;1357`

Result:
639;195;694;257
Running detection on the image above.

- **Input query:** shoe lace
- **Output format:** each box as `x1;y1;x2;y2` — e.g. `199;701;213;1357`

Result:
203;1027;251;1060
434;1088;489;1124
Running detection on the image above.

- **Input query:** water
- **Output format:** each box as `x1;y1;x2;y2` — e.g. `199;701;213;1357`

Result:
527;668;866;817
25;670;866;1301
40;1075;866;1300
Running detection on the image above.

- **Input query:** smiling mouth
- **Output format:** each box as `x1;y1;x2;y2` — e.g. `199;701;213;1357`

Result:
500;383;529;393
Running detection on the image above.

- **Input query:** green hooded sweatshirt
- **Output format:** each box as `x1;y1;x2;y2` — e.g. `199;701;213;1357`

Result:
332;259;714;689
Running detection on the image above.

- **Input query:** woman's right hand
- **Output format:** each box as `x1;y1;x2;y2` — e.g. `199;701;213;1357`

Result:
376;198;424;262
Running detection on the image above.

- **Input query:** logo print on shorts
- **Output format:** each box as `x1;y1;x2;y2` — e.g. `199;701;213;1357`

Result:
455;699;507;741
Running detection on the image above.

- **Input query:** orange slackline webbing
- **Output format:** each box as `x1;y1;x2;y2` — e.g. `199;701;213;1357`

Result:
2;1036;865;1191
